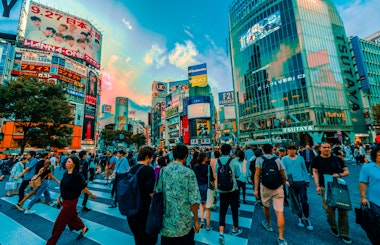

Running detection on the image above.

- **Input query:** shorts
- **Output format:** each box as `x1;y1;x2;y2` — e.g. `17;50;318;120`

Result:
260;184;284;212
199;184;208;203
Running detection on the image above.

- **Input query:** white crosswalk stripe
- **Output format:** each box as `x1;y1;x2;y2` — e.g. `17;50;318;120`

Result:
0;178;257;245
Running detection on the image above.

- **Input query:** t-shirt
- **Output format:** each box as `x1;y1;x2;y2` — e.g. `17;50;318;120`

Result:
128;164;155;212
193;163;215;186
359;162;380;206
282;155;309;182
311;155;346;187
35;160;45;174
60;171;86;200
24;158;38;180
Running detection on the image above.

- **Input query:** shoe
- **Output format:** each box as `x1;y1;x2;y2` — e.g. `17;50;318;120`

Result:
76;227;89;240
47;202;55;207
231;227;243;236
304;219;313;231
15;204;24;212
261;220;274;232
109;204;117;208
297;218;305;228
278;238;288;245
24;209;35;214
218;234;225;245
206;226;212;232
82;206;92;212
330;228;339;237
341;236;352;244
200;220;205;228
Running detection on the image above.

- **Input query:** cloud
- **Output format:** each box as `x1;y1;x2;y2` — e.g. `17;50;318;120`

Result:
184;29;194;39
168;40;198;70
122;18;133;30
125;57;131;63
337;0;380;38
143;44;166;68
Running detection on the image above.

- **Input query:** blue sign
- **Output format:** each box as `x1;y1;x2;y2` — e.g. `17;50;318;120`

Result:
188;63;207;77
0;0;22;40
351;36;370;90
187;96;210;105
219;91;235;106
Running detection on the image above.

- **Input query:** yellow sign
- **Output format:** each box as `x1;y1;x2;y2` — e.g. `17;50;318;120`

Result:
189;74;208;87
196;120;210;136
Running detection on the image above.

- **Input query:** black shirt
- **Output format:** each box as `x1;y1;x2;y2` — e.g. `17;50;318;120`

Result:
311;155;346;187
35;160;45;174
193;163;215;186
128;164;155;211
60;171;86;200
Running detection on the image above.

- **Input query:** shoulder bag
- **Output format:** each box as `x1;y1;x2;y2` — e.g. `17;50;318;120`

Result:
146;168;165;236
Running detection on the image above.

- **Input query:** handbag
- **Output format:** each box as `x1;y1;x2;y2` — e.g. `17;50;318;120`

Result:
5;181;17;191
146;168;164;236
29;168;46;189
355;204;380;244
326;177;352;210
206;165;217;209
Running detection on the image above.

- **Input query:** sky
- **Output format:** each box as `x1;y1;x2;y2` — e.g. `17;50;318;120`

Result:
29;0;380;121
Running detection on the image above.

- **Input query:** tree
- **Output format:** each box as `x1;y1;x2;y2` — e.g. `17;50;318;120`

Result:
131;133;146;148
372;104;380;125
0;77;74;153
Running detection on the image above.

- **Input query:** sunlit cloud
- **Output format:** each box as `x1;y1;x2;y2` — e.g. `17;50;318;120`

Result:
168;40;198;70
122;18;133;30
125;57;131;63
184;29;194;39
143;44;166;68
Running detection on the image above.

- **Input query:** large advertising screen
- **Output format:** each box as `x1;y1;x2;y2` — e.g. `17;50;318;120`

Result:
0;0;22;40
187;96;211;119
23;1;102;68
196;119;211;136
188;63;207;87
239;11;281;51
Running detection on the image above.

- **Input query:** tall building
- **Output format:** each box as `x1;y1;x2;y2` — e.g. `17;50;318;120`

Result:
228;0;365;146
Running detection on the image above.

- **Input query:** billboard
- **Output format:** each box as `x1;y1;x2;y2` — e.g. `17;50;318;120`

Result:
219;91;235;106
168;80;189;92
152;81;167;98
196;119;211;136
187;96;211;119
86;69;99;97
102;104;112;113
0;0;22;40
239;10;282;51
23;1;102;68
115;97;128;130
351;36;370;90
188;63;207;87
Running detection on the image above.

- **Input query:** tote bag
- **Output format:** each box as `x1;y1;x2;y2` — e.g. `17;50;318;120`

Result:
146;168;164;236
326;177;352;210
5;181;17;191
206;165;217;209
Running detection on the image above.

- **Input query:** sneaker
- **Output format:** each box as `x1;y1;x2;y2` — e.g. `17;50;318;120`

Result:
82;206;92;212
218;234;225;245
278;238;288;245
341;236;352;244
15;204;24;212
261;220;274;232
206;226;213;232
297;218;305;228
200;220;205;228
330;228;339;237
231;227;243;236
24;209;35;214
304;219;313;231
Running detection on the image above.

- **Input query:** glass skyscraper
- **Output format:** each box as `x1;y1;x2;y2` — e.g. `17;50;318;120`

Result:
228;0;366;146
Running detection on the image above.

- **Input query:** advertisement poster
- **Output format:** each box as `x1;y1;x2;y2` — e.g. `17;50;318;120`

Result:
196;119;210;136
23;1;102;68
86;69;98;97
188;63;207;87
152;81;167;98
0;0;22;40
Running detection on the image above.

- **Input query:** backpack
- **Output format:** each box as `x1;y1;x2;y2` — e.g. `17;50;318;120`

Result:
217;157;234;191
117;164;144;217
260;156;283;189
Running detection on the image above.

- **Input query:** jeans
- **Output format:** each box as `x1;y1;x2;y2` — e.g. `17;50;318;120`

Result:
321;187;350;237
27;180;53;209
292;181;309;218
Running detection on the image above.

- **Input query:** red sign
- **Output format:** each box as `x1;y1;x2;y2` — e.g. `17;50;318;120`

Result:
182;116;190;144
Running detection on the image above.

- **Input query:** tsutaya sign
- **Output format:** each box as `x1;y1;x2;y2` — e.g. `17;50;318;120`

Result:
282;125;314;133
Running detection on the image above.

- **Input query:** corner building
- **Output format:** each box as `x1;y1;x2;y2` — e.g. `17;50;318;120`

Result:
228;0;366;146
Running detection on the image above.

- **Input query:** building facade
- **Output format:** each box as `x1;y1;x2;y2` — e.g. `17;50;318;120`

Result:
228;0;365;146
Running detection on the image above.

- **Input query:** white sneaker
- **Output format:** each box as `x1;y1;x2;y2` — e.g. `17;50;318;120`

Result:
297;218;305;227
305;219;314;231
24;209;35;214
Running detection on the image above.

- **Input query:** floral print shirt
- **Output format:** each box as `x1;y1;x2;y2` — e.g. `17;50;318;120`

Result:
156;161;200;237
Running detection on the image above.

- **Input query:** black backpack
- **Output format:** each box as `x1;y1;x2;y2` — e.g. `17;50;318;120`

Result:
217;157;234;191
261;156;283;189
117;164;144;217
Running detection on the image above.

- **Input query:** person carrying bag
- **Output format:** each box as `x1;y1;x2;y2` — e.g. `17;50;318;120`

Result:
146;168;164;237
326;177;352;211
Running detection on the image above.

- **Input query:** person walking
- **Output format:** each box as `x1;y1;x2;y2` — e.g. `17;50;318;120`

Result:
193;152;215;231
216;144;242;245
126;146;157;245
6;156;25;197
157;144;201;244
15;151;38;208
236;150;248;204
282;145;313;230
254;144;287;245
312;142;351;244
301;145;316;175
78;150;91;212
46;156;96;245
109;150;129;208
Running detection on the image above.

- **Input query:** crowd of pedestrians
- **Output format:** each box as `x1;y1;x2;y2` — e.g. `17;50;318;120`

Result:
0;140;379;245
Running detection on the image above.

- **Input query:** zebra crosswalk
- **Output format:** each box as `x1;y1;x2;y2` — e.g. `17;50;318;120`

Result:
0;178;257;245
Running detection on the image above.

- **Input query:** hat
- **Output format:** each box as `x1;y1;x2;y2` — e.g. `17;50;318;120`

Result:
278;147;287;151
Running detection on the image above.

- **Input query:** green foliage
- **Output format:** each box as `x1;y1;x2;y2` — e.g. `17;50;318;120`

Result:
100;129;146;148
0;77;74;152
372;104;380;124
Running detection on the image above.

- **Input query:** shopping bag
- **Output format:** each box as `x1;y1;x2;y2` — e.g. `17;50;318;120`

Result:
206;188;217;209
355;205;380;245
146;168;164;236
326;177;352;210
5;181;17;191
288;185;302;214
